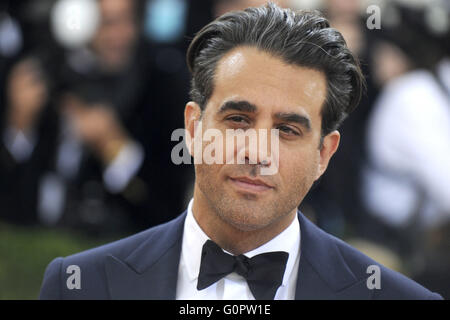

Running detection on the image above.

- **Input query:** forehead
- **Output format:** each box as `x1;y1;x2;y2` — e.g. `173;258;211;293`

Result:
209;46;327;119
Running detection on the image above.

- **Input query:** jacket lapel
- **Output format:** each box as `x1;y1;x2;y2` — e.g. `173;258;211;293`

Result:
105;211;187;299
295;211;373;300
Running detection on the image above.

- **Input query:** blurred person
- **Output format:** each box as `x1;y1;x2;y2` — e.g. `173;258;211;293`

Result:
0;56;58;225
361;1;450;298
40;4;441;300
0;0;189;235
50;0;190;233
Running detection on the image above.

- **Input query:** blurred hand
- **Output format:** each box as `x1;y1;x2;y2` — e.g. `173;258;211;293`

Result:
6;58;48;131
61;94;130;165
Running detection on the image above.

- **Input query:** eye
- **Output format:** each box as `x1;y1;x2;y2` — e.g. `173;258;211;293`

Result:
226;115;250;124
277;125;301;136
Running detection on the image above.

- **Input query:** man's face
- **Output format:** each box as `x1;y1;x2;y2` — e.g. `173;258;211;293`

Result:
91;0;137;72
186;46;339;232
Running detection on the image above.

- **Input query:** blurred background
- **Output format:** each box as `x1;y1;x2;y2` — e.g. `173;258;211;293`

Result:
0;0;448;299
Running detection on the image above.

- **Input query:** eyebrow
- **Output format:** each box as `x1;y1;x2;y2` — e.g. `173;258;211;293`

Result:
217;100;257;114
217;100;311;132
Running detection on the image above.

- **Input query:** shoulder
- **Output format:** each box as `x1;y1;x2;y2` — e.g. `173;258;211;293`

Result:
39;215;185;299
327;233;442;300
59;219;172;271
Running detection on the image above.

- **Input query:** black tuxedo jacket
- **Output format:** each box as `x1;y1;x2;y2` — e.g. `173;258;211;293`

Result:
39;210;442;299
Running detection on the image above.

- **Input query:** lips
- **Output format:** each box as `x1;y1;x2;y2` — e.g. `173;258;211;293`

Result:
229;176;274;193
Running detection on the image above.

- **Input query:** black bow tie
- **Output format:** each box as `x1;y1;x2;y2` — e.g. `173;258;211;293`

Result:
197;240;289;300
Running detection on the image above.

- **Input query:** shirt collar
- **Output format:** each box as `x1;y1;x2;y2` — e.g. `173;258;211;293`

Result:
181;198;301;287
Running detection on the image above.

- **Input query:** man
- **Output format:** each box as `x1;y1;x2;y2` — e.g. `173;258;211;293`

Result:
39;3;442;300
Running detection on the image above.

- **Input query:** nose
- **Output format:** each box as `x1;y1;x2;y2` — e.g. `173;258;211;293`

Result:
236;127;278;170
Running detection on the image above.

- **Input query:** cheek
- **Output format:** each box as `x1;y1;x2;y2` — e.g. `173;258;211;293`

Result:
195;162;227;191
196;161;218;177
278;147;319;191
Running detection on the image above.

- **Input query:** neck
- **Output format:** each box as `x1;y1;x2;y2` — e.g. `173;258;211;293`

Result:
192;185;297;255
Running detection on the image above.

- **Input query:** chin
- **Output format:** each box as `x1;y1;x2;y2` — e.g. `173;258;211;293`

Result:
218;206;274;232
224;218;267;232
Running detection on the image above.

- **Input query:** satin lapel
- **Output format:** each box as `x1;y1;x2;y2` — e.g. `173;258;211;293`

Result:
105;212;187;299
295;211;373;300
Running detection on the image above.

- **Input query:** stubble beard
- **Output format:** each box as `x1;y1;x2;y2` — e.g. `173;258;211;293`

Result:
195;164;309;233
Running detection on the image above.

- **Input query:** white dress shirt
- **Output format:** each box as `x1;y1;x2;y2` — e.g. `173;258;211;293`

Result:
176;198;301;300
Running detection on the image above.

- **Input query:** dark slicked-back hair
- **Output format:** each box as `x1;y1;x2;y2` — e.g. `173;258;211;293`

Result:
186;2;365;137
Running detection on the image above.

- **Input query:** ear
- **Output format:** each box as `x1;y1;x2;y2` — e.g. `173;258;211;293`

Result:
184;101;202;157
315;130;340;180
